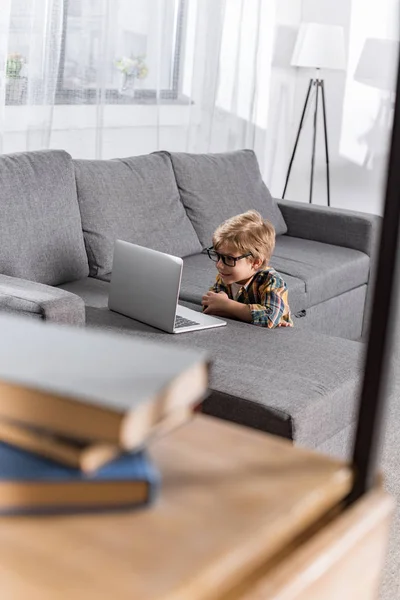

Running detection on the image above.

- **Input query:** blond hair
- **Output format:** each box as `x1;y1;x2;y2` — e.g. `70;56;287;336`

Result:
212;210;275;268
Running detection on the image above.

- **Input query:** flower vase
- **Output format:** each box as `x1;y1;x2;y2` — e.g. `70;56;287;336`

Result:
120;73;135;97
5;76;27;104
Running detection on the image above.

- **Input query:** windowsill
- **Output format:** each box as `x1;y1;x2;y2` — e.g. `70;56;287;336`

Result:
57;96;192;105
6;95;192;107
5;82;192;106
4;96;201;132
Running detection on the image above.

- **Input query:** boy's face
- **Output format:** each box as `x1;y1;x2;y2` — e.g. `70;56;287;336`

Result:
214;242;263;286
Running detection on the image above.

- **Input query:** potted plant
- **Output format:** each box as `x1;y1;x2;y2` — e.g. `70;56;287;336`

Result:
6;53;27;104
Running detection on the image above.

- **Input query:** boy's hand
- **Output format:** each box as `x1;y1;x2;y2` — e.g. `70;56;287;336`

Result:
202;291;230;316
202;291;252;323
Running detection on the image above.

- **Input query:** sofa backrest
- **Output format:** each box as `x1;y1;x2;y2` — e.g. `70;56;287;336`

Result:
164;149;288;247
0;150;89;286
0;148;285;287
74;153;203;281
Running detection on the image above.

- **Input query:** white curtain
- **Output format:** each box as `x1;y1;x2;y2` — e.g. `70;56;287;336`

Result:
1;0;64;152
0;0;277;171
340;0;399;167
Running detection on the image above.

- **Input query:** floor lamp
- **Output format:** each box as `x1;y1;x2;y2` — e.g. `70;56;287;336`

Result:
282;23;346;206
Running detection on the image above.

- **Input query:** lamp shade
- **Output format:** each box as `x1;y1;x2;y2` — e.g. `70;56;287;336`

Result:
291;22;346;70
354;38;399;92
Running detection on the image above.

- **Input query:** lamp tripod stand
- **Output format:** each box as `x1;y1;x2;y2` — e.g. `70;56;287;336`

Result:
282;76;330;206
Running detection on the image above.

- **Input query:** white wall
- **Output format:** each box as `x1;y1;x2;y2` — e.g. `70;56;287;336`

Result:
282;0;397;215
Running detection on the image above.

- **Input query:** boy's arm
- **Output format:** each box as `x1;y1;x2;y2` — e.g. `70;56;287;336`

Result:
222;301;252;322
203;292;252;321
203;273;292;327
247;273;292;328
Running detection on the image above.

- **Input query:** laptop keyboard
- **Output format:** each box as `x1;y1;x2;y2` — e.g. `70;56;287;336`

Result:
174;315;200;329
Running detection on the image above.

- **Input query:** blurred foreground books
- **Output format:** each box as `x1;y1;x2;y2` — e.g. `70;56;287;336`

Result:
0;442;159;515
0;315;208;514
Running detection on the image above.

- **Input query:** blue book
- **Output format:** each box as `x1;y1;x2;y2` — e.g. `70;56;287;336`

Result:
0;442;160;515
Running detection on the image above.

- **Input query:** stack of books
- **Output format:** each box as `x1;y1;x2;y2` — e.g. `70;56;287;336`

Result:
0;315;208;515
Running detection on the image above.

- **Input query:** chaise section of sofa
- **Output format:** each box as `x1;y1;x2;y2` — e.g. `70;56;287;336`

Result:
200;320;364;449
56;278;365;451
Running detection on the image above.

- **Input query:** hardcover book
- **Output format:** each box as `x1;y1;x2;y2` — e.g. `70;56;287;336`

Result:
0;442;159;515
0;404;194;473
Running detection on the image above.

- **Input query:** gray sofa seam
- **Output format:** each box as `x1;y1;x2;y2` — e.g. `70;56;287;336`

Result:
154;149;205;251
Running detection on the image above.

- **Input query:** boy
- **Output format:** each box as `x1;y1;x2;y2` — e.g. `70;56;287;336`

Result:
202;210;293;328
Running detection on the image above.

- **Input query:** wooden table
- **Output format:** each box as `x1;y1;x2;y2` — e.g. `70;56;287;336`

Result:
0;415;393;599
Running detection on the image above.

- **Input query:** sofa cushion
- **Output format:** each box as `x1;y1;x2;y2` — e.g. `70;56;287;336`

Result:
74;153;203;281
271;236;370;307
164;150;287;247
0;150;89;286
180;253;307;315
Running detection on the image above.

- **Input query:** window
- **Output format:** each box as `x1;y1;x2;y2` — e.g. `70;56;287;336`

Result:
57;0;186;103
5;0;187;105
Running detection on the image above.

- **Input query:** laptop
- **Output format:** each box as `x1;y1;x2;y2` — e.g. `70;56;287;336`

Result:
108;240;226;334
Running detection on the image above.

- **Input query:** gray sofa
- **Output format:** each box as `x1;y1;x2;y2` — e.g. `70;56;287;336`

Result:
0;148;381;453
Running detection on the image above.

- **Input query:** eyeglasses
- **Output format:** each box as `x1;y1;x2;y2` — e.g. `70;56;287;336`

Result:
206;247;253;267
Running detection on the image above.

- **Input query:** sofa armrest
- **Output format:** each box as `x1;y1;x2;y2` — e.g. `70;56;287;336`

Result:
0;275;85;326
277;199;382;257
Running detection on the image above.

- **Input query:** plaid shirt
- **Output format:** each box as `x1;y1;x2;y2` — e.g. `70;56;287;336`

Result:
209;268;293;328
